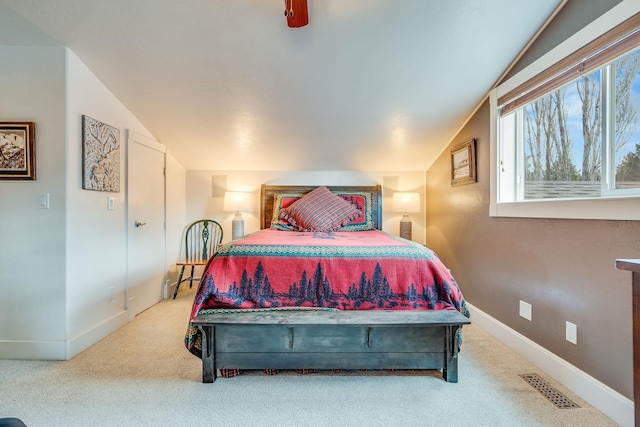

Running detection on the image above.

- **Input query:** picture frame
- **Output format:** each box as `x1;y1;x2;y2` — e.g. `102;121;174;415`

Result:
82;115;120;192
0;122;36;180
451;138;476;187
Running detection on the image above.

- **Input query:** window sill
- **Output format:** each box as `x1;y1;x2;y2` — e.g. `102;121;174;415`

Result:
490;197;640;221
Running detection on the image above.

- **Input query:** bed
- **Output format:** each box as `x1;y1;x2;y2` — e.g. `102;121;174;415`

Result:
185;184;470;382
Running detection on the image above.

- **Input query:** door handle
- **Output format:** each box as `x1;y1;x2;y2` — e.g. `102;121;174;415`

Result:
135;221;147;227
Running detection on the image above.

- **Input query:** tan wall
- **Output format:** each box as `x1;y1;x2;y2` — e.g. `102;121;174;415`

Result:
425;0;640;398
426;97;640;398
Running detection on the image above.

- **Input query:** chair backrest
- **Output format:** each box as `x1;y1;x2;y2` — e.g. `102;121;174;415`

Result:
183;219;223;263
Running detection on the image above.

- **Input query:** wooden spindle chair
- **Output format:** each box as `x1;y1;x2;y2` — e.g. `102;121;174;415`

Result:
173;219;223;299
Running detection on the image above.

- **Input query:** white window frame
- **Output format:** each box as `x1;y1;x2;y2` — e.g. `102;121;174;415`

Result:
490;0;640;220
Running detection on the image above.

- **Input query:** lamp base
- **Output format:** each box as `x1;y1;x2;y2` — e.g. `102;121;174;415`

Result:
399;214;412;241
232;212;244;240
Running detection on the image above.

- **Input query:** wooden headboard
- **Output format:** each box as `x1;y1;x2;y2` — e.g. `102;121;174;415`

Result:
260;184;383;230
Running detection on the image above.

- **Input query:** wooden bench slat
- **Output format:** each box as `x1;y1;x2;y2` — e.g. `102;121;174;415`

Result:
192;309;470;326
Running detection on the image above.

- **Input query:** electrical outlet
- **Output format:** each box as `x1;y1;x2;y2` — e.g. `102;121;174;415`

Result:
107;286;114;302
519;300;532;321
566;321;577;345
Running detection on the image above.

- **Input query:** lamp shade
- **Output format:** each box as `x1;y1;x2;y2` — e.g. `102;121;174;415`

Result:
392;192;420;213
223;191;252;213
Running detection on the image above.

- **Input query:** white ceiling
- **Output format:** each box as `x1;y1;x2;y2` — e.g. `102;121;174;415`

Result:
0;0;562;171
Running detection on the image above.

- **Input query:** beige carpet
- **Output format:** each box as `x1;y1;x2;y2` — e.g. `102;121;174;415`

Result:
0;288;618;426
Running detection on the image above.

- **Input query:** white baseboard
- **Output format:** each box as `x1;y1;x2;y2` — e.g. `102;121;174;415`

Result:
67;310;129;359
0;339;67;360
0;311;129;361
467;302;633;427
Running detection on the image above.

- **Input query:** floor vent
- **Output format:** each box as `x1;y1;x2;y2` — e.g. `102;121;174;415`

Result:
519;373;580;409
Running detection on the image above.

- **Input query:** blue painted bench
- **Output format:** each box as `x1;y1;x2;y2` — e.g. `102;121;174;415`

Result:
191;309;470;383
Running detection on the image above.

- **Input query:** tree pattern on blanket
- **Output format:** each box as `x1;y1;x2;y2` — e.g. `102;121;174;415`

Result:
201;261;452;310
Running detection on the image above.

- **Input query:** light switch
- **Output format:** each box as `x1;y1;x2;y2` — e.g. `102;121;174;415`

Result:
39;193;50;209
107;197;115;210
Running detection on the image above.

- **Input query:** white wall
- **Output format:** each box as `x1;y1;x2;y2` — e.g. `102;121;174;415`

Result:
0;46;68;359
185;170;427;245
0;46;186;360
65;49;168;357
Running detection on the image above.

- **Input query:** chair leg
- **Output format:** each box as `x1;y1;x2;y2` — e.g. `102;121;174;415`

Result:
173;266;186;299
189;266;195;288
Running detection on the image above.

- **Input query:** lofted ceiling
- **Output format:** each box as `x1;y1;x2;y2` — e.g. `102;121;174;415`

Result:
0;0;562;171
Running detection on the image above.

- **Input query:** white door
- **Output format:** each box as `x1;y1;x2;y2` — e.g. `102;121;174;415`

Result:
127;131;166;318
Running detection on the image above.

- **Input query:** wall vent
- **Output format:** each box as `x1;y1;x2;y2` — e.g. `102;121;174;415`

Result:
519;373;580;409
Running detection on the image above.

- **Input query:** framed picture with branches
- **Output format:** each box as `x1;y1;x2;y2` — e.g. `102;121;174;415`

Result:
0;122;36;180
82;115;120;192
451;138;476;187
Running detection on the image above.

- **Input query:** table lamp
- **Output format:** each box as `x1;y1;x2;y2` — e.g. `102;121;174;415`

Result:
223;191;252;240
392;192;420;241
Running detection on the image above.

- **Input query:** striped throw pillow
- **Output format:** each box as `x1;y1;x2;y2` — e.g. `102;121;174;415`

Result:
280;186;362;232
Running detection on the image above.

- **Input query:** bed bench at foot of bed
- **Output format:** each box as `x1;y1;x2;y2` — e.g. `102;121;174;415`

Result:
191;309;471;383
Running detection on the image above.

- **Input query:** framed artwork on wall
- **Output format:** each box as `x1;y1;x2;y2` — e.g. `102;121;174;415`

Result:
82;115;120;192
0;122;36;180
451;138;476;187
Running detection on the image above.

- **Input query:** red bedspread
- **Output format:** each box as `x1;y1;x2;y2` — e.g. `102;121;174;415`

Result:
185;229;468;357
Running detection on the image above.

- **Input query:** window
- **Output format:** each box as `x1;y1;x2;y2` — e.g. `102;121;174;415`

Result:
491;7;640;220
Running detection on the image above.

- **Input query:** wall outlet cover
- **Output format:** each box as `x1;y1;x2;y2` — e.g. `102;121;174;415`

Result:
38;193;50;209
566;321;578;345
519;300;532;321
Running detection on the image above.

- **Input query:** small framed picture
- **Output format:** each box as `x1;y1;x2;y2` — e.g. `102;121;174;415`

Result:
0;122;36;180
451;138;476;187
